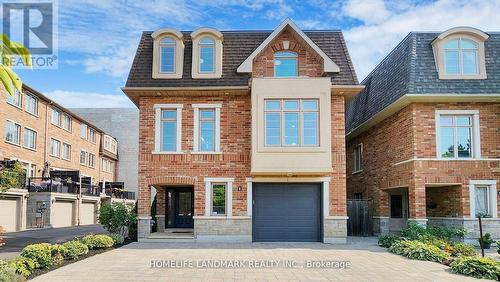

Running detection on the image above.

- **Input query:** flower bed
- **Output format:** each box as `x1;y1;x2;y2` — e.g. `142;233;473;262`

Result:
378;223;500;280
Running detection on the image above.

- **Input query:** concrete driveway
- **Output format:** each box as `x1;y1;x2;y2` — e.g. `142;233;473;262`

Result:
0;225;106;259
32;237;477;281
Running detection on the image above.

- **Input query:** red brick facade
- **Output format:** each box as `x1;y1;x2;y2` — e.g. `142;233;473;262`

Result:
347;102;500;220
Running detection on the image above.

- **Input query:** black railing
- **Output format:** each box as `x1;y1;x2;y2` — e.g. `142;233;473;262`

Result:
81;183;101;197
105;188;135;200
28;177;79;194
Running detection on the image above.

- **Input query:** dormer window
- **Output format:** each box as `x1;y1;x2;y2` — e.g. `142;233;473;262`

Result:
274;51;298;77
160;37;176;73
444;38;478;75
199;37;215;73
431;27;488;80
151;28;184;79
191;28;223;79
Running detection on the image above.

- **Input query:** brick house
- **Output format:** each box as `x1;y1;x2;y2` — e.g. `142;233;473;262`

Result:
0;84;120;231
346;27;500;242
123;19;362;242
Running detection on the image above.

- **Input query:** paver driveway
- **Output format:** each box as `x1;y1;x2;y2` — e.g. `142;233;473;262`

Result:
33;238;477;281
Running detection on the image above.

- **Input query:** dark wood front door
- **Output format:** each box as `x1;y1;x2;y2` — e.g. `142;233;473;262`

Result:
166;188;194;228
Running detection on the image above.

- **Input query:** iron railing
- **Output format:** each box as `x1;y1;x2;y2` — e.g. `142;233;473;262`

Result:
28;177;79;194
105;188;135;200
80;183;101;197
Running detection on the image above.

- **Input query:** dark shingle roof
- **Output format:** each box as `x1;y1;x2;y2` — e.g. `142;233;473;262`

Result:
125;30;358;88
346;32;500;133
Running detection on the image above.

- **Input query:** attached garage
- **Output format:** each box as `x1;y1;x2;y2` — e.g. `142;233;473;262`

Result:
0;198;19;232
252;183;322;242
80;202;96;225
52;200;74;228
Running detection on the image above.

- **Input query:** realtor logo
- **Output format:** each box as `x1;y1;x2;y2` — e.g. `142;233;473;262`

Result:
2;0;58;68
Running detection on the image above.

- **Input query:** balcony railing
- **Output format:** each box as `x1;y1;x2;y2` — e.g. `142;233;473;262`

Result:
105;188;135;200
81;183;101;197
28;177;79;194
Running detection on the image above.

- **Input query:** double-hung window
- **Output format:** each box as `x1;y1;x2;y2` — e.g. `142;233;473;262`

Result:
436;111;479;159
5;120;21;145
274;51;298;77
264;99;319;147
7;89;22;108
353;144;362;172
154;104;182;153
199;37;215;73
80;124;87;139
89;128;96;143
63;114;72;131
88;153;96;168
62;143;71;160
25;94;37;115
50;138;61;157
51;108;61;126
469;180;497;218
80;150;87;165
193;104;221;153
160;37;176;73
23;128;37;150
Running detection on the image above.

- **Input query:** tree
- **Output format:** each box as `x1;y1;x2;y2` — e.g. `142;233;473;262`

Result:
0;161;26;193
98;202;137;238
0;34;31;96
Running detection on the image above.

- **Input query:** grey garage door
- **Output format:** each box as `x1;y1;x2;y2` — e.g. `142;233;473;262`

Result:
253;183;321;242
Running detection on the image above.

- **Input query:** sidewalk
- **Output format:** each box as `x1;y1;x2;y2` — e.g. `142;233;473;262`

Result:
0;224;107;259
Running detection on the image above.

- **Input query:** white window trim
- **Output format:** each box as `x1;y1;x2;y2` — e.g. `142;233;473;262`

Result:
153;104;183;154
80;150;88;166
80;123;88;140
5;119;22;146
49;137;61;158
24;94;38;117
204;177;233;217
62;113;72;132
62;142;72;161
6;89;22;109
51;107;62;127
22;126;37;151
435;110;481;159
469;180;497;218
192;104;221;154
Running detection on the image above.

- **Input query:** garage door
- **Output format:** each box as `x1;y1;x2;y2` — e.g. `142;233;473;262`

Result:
52;201;73;228
0;198;19;232
80;202;96;225
253;183;321;242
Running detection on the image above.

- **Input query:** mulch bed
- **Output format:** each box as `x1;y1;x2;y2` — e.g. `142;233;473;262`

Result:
27;239;134;280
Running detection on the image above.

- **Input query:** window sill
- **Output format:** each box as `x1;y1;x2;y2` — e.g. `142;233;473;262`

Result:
25;111;39;118
151;151;184;155
191;151;222;155
6;102;22;110
63;128;72;133
51;123;61;128
23;146;37;152
351;169;363;175
49;154;61;159
62;157;71;162
5;141;21;147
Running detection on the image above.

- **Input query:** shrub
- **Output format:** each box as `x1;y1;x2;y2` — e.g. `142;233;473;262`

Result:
20;243;53;269
0;226;5;248
400;223;427;240
378;234;400;248
7;257;35;277
400;223;466;242
451;243;477;257
50;244;68;266
389;240;449;263
99;203;136;237
109;234;125;245
128;202;138;241
479;233;494;245
450;256;500;280
62;240;88;260
0;260;24;282
81;234;114;249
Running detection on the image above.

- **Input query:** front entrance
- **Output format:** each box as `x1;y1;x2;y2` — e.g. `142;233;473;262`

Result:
166;187;194;229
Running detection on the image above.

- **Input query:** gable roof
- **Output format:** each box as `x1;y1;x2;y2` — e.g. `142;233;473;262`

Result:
345;31;500;135
125;30;357;89
237;19;340;73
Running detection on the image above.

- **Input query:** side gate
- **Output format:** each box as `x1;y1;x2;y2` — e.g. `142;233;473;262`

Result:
347;199;373;236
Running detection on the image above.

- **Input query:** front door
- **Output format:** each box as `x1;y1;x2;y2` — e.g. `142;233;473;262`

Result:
166;188;194;228
389;191;408;231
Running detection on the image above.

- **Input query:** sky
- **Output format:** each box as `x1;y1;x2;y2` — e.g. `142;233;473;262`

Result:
6;0;500;108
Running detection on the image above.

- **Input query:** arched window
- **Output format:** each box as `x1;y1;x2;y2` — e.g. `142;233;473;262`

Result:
159;37;176;73
274;51;298;77
444;38;479;75
199;37;215;73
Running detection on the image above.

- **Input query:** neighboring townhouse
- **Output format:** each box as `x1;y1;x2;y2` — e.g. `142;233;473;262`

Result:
0;84;121;231
71;108;139;195
123;19;362;243
346;27;500;242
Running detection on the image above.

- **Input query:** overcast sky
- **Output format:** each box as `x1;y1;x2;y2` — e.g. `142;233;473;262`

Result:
10;0;500;108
